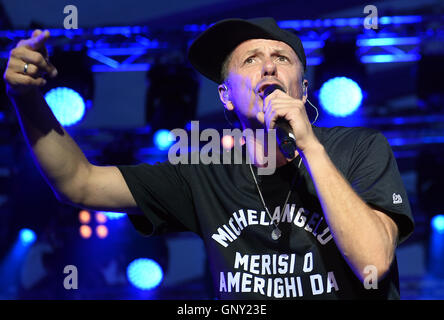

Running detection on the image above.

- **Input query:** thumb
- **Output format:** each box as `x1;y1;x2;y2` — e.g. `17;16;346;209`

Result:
256;111;265;125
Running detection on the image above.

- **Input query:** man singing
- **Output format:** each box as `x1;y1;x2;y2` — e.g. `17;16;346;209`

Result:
4;17;414;299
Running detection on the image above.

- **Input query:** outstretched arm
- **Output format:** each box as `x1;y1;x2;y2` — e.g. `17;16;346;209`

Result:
4;30;139;213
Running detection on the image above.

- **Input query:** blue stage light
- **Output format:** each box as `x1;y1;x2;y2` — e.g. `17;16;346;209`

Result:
319;77;363;117
99;211;126;220
432;215;444;234
19;228;36;245
357;37;420;47
127;258;163;290
379;15;422;25
44;87;86;126
429;214;444;278
360;53;420;64
153;129;174;150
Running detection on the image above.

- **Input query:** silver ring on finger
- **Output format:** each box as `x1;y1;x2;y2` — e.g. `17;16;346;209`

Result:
23;63;29;74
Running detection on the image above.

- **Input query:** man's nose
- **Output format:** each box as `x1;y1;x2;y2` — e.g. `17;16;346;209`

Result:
262;58;277;77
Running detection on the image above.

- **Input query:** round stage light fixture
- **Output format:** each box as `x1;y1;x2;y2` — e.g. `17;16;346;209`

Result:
319;77;363;117
44;87;86;126
127;258;163;290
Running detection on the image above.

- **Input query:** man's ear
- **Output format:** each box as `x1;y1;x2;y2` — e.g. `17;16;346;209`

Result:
302;79;309;103
218;83;234;111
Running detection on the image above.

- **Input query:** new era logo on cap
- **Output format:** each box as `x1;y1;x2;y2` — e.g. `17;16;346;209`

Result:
393;193;403;204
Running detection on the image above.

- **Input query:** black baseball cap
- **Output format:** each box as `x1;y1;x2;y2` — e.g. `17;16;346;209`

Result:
188;17;306;84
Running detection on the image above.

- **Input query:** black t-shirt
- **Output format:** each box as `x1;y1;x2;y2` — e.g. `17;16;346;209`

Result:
118;126;414;300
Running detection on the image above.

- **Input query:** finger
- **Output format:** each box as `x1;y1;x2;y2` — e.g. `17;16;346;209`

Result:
14;48;57;76
28;30;50;51
15;32;50;65
17;30;48;50
256;111;265;125
263;90;284;112
21;63;40;77
35;30;50;60
275;107;310;134
7;72;47;87
264;99;299;113
7;57;35;77
263;96;288;114
27;30;49;60
263;89;293;106
267;110;279;130
31;29;43;38
264;97;305;115
265;105;297;130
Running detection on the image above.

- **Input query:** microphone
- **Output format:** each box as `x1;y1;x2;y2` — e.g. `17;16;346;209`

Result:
263;84;297;159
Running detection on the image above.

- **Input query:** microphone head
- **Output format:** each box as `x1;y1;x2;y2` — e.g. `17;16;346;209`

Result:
263;84;285;98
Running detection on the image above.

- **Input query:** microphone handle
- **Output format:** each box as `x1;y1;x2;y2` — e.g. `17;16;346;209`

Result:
262;84;297;158
275;117;297;159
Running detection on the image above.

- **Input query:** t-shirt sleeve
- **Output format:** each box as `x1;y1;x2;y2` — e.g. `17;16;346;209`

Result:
347;130;415;244
117;162;200;236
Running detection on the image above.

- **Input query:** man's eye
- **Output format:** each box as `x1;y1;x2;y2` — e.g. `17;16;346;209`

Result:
277;56;289;62
244;56;256;64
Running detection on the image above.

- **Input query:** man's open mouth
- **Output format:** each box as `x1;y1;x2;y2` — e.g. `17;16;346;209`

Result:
256;82;285;99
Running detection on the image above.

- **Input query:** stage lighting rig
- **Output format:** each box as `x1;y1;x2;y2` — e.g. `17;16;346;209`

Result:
42;48;94;127
314;35;367;118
